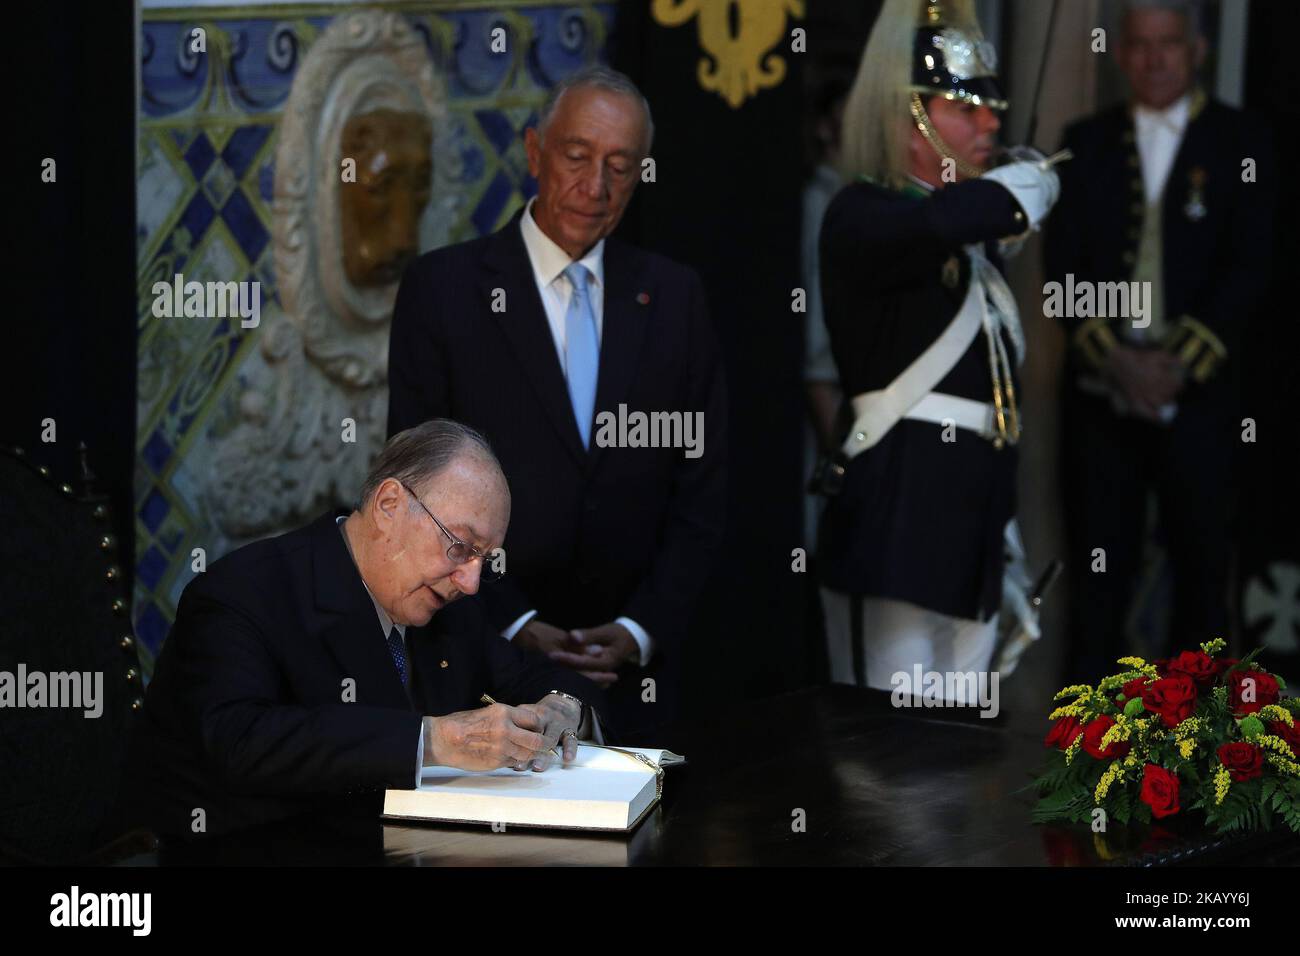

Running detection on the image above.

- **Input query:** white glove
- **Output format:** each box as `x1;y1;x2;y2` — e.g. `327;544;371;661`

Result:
981;158;1061;231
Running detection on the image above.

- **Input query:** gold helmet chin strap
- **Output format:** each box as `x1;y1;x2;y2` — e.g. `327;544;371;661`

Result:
909;93;986;180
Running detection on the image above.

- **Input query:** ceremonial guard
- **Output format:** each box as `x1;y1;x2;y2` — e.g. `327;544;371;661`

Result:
814;0;1061;695
1044;0;1275;679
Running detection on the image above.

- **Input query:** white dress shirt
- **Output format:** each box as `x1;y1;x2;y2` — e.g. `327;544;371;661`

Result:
1133;93;1191;205
503;198;654;667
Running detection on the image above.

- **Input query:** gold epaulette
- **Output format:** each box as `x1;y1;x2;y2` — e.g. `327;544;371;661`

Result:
1072;317;1119;370
1164;316;1227;383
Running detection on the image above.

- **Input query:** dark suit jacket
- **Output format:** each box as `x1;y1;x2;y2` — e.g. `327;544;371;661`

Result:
123;511;599;840
386;210;727;734
817;178;1025;619
1045;95;1275;379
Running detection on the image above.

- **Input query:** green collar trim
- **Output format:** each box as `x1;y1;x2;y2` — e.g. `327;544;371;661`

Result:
856;173;930;200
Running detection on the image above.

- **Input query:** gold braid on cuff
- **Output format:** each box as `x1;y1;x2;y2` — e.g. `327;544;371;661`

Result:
1163;316;1227;383
1072;317;1119;371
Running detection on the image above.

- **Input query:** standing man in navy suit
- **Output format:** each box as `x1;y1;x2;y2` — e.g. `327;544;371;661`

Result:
387;66;727;742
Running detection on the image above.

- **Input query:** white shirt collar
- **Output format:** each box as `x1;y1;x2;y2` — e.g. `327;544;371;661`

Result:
336;515;404;638
1134;92;1192;133
519;196;604;293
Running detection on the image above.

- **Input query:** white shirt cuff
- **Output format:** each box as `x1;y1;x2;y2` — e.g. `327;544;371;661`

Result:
415;720;425;785
502;609;538;640
616;616;654;667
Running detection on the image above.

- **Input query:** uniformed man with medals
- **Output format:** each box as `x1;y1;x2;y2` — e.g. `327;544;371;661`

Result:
1044;0;1276;680
813;0;1062;698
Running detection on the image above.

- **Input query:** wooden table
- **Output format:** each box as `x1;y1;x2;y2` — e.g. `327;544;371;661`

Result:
130;685;1299;866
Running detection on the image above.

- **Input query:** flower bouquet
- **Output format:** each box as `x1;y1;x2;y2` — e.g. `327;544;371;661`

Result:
1032;639;1300;834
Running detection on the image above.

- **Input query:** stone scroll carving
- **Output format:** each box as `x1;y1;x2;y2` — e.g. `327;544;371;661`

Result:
205;11;459;542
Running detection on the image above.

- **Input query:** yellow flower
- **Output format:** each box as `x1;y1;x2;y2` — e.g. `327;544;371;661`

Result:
1213;764;1231;805
1257;705;1293;727
1049;704;1083;720
1266;754;1300;777
1065;734;1083;765
1095;761;1124;803
1173;717;1201;740
1116;656;1147;669
1054;685;1092;701
1101;716;1133;750
1177;738;1196;760
1200;637;1227;655
1258;735;1297;760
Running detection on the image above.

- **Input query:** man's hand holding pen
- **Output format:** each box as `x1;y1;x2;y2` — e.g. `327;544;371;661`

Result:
421;692;582;773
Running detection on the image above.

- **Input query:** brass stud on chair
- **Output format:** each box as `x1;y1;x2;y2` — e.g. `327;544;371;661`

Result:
13;446;24;457
106;566;120;582
120;635;134;650
60;483;73;495
126;668;139;682
100;534;115;550
111;598;127;615
131;698;143;711
38;465;50;477
93;504;107;520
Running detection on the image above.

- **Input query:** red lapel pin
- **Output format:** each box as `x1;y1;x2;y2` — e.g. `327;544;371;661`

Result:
636;292;650;306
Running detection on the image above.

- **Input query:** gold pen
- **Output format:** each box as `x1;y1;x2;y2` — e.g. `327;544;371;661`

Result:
480;694;559;758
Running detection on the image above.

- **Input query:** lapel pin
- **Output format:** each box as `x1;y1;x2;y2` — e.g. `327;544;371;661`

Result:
439;660;449;668
636;292;650;305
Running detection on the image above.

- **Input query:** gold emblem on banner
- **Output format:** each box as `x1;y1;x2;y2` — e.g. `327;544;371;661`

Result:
651;0;805;109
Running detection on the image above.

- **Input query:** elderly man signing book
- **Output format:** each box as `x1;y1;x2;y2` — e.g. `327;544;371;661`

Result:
123;420;602;840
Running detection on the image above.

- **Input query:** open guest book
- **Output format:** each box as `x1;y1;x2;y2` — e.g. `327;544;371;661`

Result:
383;744;685;832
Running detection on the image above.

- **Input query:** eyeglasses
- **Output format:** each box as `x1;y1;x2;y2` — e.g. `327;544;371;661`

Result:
397;480;505;583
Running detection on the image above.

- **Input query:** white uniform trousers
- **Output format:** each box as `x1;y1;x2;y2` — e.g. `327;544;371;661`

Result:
821;589;998;705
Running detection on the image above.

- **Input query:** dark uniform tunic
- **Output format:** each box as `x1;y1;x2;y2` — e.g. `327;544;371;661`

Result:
1045;96;1275;678
817;176;1029;621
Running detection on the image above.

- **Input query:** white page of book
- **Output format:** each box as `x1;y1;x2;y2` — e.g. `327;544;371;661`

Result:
383;745;662;831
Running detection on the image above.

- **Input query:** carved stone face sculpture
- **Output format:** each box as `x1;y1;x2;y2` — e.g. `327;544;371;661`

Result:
339;109;433;287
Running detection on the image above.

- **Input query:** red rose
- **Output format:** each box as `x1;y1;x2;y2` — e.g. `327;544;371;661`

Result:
1141;674;1198;729
1227;669;1279;715
1140;764;1181;819
1269;720;1300;757
1044;715;1083;750
1217;742;1265;782
1122;677;1150;700
1165;650;1218;688
1082;715;1130;760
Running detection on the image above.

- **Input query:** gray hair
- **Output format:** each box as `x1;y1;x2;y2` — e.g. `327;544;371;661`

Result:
356;419;504;511
1119;0;1203;37
535;65;654;155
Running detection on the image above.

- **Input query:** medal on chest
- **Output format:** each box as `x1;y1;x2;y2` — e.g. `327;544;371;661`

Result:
1184;166;1207;222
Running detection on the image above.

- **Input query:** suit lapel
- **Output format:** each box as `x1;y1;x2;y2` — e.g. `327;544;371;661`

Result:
480;214;587;466
589;238;651;472
310;512;412;711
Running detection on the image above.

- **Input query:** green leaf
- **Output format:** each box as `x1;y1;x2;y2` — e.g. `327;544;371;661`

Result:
1123;696;1146;718
1238;715;1265;740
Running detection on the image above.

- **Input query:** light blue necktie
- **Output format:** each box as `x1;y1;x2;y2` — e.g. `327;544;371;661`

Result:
563;263;599;448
